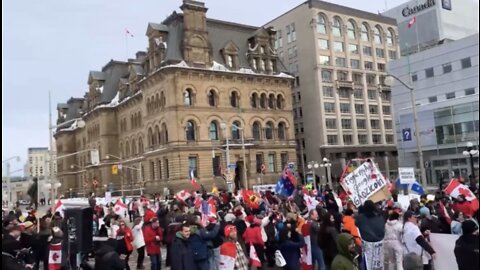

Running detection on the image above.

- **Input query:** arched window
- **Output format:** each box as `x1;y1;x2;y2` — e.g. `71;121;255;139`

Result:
386;28;394;45
119;143;124;158
332;17;342;37
276;94;284;109
125;141;130;157
155;125;161;145
155;93;160;109
361;23;370;42
251;93;258;108
162;123;168;143
252;122;261;140
317;14;327;34
260;93;267;109
374;26;382;44
184;88;193;106
160;92;166;107
278;122;286;140
131;139;137;156
265;122;274;140
268;94;275;109
186;120;196;141
209;121;218;140
347;20;356;39
230;91;239;108
207;90;217;107
138;138;144;154
231;121;241;140
148;128;154;147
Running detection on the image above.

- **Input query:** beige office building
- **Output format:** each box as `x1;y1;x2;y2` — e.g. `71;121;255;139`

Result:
27;147;57;178
265;0;400;182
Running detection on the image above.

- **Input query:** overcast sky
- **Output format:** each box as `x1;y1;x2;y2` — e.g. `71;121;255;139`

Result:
2;0;470;175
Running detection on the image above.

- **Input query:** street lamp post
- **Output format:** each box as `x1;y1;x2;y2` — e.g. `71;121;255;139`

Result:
384;74;427;187
3;156;21;207
307;161;319;190
320;157;332;188
463;142;479;182
220;123;233;192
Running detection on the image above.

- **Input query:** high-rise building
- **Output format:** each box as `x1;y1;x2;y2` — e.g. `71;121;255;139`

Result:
264;0;400;181
382;0;479;55
54;0;296;196
27;147;57;178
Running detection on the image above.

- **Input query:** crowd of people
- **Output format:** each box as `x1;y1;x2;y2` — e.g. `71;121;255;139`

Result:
2;183;479;270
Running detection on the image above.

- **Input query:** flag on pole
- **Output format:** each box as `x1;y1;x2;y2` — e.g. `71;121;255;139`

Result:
175;189;192;203
53;200;65;217
304;194;319;211
114;199;128;217
190;169;200;191
409;181;425;195
444;178;479;211
407;16;416;28
48;242;62;270
300;222;313;270
249;244;262;267
125;28;134;37
242;190;261;209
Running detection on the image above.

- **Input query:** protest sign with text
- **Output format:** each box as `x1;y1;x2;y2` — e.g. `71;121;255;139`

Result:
341;161;387;207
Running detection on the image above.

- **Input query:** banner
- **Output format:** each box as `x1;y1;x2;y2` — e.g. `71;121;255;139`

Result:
399;167;415;184
341;162;387;207
252;184;276;193
430;233;459;270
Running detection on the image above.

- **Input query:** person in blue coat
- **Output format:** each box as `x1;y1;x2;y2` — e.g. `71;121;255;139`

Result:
188;215;221;270
278;220;305;270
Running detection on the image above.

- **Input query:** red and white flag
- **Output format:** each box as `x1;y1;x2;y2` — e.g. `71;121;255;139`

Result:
53;200;65;217
114;199;128;217
300;222;313;270
125;28;134;37
190;169;200;191
175;189;192;203
249;244;261;267
48;242;62;270
444;178;479;211
407;16;417;28
219;242;236;270
303;194;319;211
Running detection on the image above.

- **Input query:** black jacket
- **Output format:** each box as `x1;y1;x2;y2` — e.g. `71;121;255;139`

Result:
94;239;126;270
355;213;385;242
170;233;196;270
454;234;479;270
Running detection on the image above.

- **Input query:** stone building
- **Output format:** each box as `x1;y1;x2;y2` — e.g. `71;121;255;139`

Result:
55;0;295;196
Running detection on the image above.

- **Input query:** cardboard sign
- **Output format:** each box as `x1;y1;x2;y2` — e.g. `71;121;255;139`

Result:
341;162;387;207
430;233;459;270
399;167;415;184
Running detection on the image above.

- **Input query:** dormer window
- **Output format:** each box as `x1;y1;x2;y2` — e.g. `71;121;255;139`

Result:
227;55;234;68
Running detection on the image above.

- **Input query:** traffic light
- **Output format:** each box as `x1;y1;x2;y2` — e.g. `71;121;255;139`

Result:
112;165;118;175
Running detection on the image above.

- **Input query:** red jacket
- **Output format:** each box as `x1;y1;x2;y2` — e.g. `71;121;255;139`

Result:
143;224;163;255
116;226;134;252
144;209;156;223
242;225;264;246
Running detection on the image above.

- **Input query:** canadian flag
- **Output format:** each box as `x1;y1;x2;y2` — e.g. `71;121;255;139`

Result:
48;242;62;270
53;200;65;217
407;16;417;28
190;169;200;191
249;244;261;267
114;199;128;217
444;178;479;211
301;222;313;270
219;242;236;270
175;189;192;203
304;194;319;211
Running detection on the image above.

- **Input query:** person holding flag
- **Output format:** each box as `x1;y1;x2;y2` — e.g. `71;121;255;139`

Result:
219;225;249;270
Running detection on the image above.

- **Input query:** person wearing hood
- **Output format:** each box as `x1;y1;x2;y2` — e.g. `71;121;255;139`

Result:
143;218;163;270
454;220;479;270
384;212;403;270
331;233;359;270
418;207;443;234
278;220;305;270
171;222;196;270
188;215;221;270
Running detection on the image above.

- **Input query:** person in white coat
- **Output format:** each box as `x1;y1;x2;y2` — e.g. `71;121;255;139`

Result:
384;212;404;270
132;216;146;269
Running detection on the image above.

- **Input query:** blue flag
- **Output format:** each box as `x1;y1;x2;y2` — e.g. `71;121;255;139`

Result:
410;181;425;195
275;174;295;197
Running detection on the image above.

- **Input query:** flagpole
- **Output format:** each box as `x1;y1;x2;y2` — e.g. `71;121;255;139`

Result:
414;2;420;53
125;31;128;60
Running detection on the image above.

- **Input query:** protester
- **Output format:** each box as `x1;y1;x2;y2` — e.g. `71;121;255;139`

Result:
454;220;479;270
402;210;436;270
116;220;134;270
132;217;146;269
278;220;305;270
318;212;339;270
308;209;325;270
331;233;359;270
143;218;163;270
171;222;196;270
356;200;386;269
384;212;403;270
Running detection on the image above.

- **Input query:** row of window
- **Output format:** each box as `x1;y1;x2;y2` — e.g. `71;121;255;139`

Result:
326;133;394;145
319;56;389;71
428;88;477;103
318;40;397;59
203;120;288;141
412;57;472;81
325;118;393;129
323;102;391;115
323;86;391;101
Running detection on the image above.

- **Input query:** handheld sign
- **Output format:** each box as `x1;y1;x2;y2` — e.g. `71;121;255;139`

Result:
341;161;387;207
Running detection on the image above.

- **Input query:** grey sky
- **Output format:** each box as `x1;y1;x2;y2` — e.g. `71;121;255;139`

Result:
0;0;446;175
